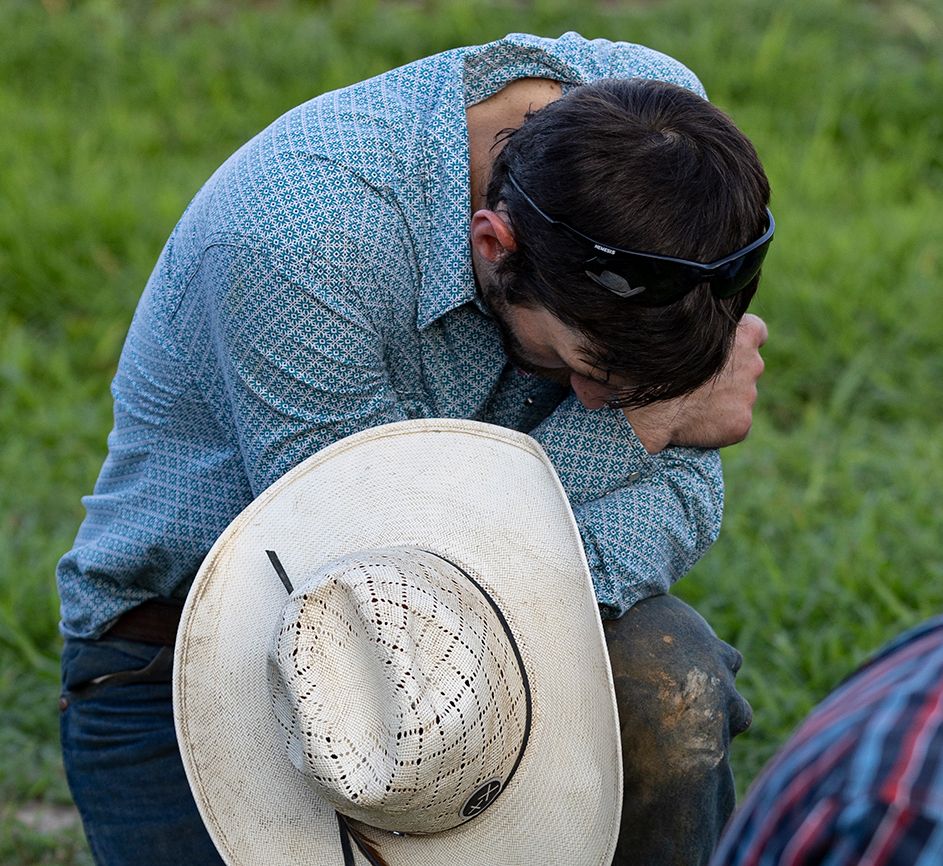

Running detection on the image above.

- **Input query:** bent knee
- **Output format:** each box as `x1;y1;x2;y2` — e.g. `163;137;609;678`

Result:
644;664;737;772
605;596;752;774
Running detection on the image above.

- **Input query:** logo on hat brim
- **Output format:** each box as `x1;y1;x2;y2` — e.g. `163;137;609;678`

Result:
460;778;504;820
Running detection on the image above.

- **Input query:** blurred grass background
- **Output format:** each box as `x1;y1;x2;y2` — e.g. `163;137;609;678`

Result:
1;0;941;861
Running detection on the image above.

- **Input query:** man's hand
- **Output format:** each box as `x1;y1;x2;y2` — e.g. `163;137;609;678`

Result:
625;314;768;454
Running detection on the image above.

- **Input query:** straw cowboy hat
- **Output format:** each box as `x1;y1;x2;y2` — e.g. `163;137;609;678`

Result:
173;419;622;866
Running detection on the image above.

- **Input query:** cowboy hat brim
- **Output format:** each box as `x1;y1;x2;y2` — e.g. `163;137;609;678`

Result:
173;419;622;866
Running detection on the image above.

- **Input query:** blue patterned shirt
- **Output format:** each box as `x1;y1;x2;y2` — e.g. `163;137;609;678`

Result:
711;617;943;865
57;32;723;639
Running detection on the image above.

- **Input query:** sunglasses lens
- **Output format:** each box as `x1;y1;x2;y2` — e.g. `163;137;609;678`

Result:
587;233;772;305
709;239;772;298
586;257;704;305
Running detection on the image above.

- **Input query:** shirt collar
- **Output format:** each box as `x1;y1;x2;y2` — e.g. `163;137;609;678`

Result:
416;35;586;331
416;64;478;331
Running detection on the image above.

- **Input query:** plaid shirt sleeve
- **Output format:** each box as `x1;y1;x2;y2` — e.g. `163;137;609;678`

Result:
710;618;943;866
716;796;943;865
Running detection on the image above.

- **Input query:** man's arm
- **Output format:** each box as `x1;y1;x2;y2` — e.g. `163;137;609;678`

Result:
193;166;418;496
206;210;736;617
198;153;760;613
526;316;766;616
526;399;724;617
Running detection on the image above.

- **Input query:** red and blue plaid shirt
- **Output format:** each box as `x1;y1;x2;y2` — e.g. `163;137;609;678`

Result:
712;616;943;865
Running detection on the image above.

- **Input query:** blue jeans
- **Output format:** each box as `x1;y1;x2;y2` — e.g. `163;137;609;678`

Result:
60;595;749;865
59;636;224;866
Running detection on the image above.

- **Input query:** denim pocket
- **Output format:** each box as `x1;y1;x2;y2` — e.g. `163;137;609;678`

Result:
60;637;174;706
58;638;226;865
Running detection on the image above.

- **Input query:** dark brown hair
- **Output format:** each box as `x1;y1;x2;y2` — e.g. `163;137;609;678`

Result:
487;77;771;407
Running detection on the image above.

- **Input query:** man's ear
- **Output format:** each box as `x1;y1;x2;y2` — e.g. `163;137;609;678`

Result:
470;209;517;263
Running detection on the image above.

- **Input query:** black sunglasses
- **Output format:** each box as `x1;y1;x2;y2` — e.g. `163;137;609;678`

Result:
506;172;775;307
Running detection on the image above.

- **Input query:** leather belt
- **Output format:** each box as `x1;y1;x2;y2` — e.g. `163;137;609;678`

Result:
103;598;185;646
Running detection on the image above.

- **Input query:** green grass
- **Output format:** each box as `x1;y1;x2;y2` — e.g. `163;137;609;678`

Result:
1;0;941;860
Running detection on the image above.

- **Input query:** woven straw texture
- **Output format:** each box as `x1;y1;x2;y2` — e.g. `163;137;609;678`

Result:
270;547;529;833
174;419;621;865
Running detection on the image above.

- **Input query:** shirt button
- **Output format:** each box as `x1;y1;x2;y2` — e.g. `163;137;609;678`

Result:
628;471;641;482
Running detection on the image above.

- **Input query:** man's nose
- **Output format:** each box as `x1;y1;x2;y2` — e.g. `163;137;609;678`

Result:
570;372;613;410
740;312;768;348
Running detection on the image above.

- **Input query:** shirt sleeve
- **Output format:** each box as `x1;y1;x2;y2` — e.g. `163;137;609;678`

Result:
191;146;722;610
201;201;724;613
504;32;708;99
193;165;417;496
711;796;943;866
602;36;707;98
527;398;723;618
